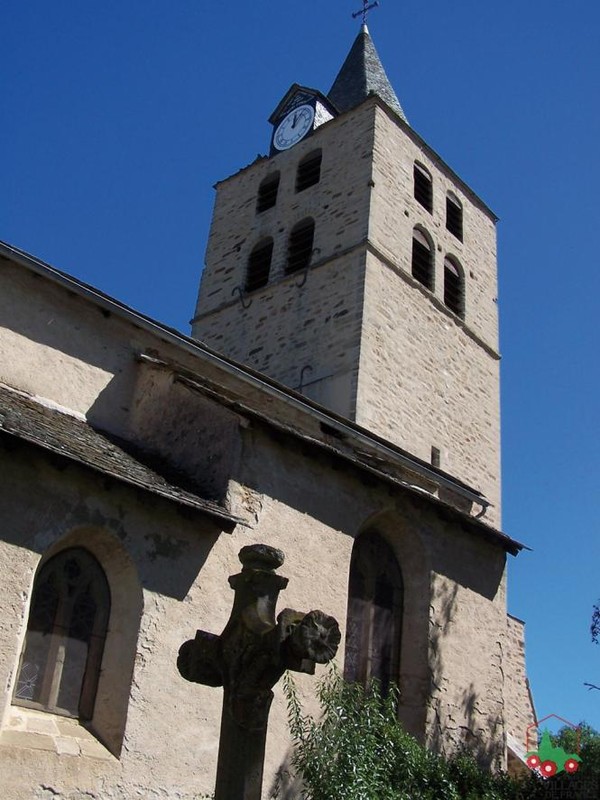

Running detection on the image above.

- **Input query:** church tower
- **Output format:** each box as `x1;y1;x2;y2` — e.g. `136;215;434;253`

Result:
191;25;502;521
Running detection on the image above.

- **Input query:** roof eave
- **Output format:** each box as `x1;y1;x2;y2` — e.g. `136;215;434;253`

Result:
0;241;523;552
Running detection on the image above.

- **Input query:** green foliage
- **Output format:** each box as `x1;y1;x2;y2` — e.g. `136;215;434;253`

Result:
280;667;538;800
551;722;600;777
283;668;402;799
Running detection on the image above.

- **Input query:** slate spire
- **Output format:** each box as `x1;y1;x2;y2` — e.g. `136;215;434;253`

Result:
328;24;407;123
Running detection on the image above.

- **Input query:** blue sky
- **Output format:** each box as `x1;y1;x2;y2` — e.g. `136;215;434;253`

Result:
3;2;599;733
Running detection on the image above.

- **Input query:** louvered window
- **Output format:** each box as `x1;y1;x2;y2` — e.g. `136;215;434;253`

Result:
414;163;433;213
256;173;280;213
245;238;274;292
444;256;464;318
296;151;322;192
13;548;110;721
446;194;463;241
344;531;403;697
286;219;315;274
411;229;434;290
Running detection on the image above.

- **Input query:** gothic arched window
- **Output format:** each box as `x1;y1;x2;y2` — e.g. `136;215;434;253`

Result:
13;548;111;721
444;255;465;318
344;531;403;696
411;228;434;290
246;238;274;292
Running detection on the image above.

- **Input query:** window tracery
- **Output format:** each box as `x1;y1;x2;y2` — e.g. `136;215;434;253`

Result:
14;547;110;721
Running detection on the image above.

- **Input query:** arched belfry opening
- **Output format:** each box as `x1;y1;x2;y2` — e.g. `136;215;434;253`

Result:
344;530;403;696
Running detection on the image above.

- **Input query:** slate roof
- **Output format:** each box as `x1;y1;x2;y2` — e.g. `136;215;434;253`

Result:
0;384;241;526
328;24;407;122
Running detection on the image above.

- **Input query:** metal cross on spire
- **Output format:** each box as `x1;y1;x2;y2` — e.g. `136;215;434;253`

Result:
352;0;379;25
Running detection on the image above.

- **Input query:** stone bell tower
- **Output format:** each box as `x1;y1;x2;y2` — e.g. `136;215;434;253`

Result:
191;25;502;521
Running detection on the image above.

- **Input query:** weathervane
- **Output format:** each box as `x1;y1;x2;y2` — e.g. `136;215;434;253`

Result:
352;0;379;25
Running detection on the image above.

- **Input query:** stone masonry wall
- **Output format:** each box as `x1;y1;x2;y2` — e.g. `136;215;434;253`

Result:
191;102;502;517
504;615;536;752
358;249;502;521
355;107;502;520
0;442;228;800
191;250;365;415
193;106;375;320
234;424;510;776
191;105;378;414
426;539;507;766
369;106;500;352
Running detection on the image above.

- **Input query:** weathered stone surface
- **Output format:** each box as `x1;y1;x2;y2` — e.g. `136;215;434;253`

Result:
504;615;537;754
192;99;501;523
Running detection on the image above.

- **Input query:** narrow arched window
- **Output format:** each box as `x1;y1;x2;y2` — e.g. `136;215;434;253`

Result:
256;173;280;213
13;548;110;721
296;150;322;192
246;238;274;292
411;228;434;290
414;162;432;213
446;193;463;241
444;256;464;318
344;531;403;696
286;218;315;274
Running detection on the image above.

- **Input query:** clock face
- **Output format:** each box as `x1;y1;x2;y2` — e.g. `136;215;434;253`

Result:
273;104;315;151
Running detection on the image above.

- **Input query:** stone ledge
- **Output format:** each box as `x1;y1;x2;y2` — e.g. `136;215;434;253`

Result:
0;706;115;761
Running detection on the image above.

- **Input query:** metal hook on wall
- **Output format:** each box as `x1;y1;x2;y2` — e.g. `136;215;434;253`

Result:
295;266;310;289
232;285;252;310
298;365;313;393
295;248;321;288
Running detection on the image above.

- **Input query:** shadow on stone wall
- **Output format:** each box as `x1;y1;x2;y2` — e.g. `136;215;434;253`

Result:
269;751;303;800
0;441;223;601
427;580;504;770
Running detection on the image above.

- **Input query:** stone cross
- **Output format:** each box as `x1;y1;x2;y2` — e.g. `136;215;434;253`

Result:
352;0;380;24
177;544;341;800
